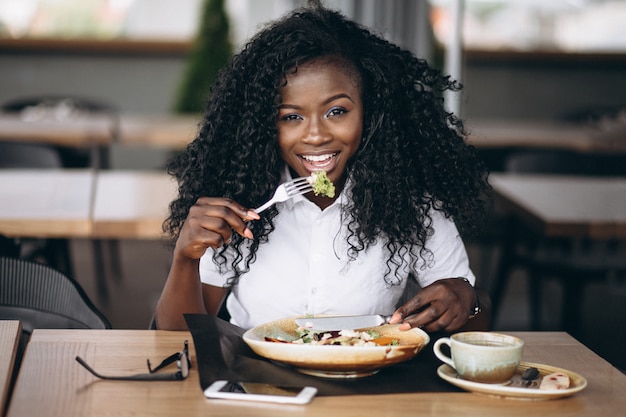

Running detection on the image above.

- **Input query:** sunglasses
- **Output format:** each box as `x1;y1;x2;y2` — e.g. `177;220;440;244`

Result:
75;340;191;381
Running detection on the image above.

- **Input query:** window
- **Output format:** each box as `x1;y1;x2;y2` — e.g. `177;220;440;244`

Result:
0;0;202;41
429;0;626;54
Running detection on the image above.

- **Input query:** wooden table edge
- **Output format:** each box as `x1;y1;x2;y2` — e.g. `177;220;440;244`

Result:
0;321;22;417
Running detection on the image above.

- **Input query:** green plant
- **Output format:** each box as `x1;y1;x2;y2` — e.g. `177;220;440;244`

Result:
174;0;232;113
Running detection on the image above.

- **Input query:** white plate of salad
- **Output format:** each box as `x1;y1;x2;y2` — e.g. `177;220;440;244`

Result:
242;316;430;379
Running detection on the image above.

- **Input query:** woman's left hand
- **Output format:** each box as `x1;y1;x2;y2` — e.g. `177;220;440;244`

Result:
389;277;476;333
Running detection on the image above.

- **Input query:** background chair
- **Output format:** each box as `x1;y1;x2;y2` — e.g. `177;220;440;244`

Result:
0;142;63;168
503;149;626;177
0;256;111;382
0;256;110;331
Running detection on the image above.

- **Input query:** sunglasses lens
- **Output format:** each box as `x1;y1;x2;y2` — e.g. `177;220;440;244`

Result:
177;340;191;379
179;357;188;378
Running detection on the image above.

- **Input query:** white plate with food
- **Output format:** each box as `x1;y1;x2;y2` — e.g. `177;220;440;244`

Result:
437;361;587;400
242;316;430;378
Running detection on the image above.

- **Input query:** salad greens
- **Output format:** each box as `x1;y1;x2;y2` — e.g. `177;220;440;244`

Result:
308;170;335;198
291;327;399;346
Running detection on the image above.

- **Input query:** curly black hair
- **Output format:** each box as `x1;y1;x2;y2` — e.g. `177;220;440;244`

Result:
164;0;489;287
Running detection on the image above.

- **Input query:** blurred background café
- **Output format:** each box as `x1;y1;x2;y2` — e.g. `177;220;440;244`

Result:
0;0;624;372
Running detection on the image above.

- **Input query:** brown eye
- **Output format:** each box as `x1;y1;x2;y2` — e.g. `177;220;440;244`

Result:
326;107;347;118
281;113;301;122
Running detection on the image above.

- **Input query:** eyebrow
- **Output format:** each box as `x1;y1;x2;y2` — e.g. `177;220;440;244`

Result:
278;93;355;109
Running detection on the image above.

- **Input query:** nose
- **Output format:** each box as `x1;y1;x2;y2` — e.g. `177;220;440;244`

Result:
302;116;331;145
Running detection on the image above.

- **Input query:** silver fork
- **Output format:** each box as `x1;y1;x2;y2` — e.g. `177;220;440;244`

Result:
254;177;313;213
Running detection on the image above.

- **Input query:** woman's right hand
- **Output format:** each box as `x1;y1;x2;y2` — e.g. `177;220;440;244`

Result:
174;197;260;260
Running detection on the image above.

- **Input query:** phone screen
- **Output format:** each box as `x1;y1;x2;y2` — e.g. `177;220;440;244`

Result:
219;381;304;396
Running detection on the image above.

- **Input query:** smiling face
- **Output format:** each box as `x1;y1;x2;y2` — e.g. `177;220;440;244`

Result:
277;58;363;207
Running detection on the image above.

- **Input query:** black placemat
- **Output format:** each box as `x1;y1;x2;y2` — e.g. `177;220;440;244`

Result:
185;314;460;396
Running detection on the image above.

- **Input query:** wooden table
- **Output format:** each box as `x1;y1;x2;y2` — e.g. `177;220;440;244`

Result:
117;114;200;150
0;170;176;240
0;169;94;238
468;119;626;154
5;329;626;417
0;113;199;151
490;173;626;239
92;171;177;239
0;321;21;416
0;114;113;148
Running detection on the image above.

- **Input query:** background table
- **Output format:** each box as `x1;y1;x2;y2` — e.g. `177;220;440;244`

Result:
5;329;626;417
0;321;21;417
0;170;176;240
0;169;94;238
488;173;626;334
0;114;113;148
489;173;626;239
0;113;198;151
92;171;177;239
468;119;626;154
117;114;199;150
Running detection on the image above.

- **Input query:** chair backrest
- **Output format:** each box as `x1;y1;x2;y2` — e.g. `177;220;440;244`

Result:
505;150;591;175
0;256;111;332
504;150;626;176
0;142;63;169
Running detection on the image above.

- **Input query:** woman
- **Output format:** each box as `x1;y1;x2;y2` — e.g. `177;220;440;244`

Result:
155;1;490;332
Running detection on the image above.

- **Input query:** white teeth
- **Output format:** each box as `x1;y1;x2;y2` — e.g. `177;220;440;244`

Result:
302;153;335;162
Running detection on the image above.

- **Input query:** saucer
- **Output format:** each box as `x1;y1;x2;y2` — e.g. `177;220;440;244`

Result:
437;361;587;400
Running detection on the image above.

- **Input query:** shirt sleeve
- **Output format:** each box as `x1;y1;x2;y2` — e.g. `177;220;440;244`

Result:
411;210;476;288
199;249;229;287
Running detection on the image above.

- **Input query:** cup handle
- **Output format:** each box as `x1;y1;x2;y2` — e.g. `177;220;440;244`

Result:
433;337;455;369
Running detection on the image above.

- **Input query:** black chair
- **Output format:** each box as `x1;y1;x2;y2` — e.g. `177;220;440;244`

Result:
0;256;111;332
490;150;626;335
0;256;111;382
504;149;626;177
0;142;63;168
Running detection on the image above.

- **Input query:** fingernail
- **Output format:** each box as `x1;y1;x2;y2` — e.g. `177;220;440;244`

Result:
398;323;411;331
388;312;402;324
247;210;260;220
244;228;254;240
